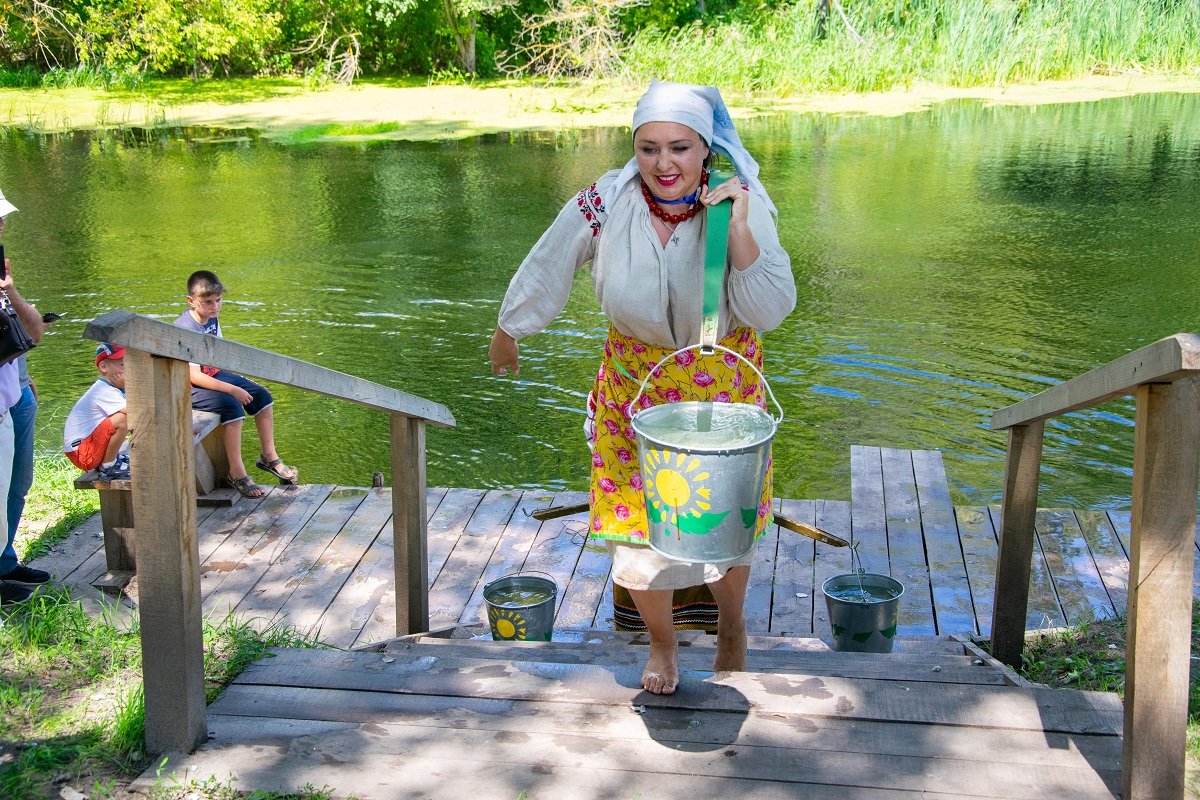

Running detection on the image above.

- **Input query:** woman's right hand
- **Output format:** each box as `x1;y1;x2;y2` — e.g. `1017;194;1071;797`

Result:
489;327;520;376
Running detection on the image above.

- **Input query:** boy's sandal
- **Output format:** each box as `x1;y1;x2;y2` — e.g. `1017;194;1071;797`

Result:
255;456;298;485
228;475;266;499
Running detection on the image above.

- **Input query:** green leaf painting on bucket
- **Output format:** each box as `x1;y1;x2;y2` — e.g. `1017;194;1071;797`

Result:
740;506;758;530
675;509;730;535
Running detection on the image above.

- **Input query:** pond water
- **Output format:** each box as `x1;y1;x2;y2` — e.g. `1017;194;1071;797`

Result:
3;91;1198;508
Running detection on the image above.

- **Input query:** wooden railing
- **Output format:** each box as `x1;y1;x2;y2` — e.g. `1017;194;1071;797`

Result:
83;310;456;756
990;332;1200;800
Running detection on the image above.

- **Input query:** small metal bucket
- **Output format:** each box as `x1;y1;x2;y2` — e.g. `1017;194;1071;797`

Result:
822;572;904;653
482;572;557;642
630;344;782;564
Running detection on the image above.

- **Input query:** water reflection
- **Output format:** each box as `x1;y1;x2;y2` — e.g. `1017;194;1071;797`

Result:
4;92;1197;508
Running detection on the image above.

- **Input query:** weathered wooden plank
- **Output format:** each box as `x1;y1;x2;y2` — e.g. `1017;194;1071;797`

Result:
200;484;335;616
205;693;1121;772
390;413;429;636
424;487;486;585
324;488;448;649
231;488;368;624
238;648;1123;735
274;488;394;638
770;499;815;636
375;640;1003;684
991;421;1047;667
1123;378;1200;800
912;450;976;636
85;310;455;426
880;448;936;636
849;445;890;570
426;489;520;629
458;490;557;627
194;491;268;565
30;513;104;584
991;332;1200;430
991;504;1067;630
812;500;854;642
743;497;781;634
1035;509;1117;624
1071;509;1130;615
125;349;206;754
170;708;1120;800
151;713;1004;800
954;506;997;638
1108;510;1200;601
521;491;591;617
555;490;610;630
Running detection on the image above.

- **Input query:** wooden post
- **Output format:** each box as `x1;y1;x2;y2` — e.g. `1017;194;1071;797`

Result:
390;413;429;635
989;420;1044;667
98;489;135;570
125;350;207;755
1123;379;1200;800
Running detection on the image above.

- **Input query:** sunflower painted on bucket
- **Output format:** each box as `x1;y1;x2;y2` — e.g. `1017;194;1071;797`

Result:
643;449;728;535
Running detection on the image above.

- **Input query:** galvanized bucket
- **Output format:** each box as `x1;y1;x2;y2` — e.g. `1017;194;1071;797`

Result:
630;343;783;564
482;572;557;642
822;572;904;653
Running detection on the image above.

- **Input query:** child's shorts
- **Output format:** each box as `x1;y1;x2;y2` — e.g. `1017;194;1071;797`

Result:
190;370;273;424
66;416;118;472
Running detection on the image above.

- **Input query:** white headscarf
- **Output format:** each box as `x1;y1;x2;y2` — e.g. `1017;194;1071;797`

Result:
613;80;777;216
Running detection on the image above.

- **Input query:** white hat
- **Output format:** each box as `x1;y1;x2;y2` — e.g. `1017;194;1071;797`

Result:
0;189;16;218
616;81;777;216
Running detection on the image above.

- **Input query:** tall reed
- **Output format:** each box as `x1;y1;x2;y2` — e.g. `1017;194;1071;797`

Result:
622;0;1200;93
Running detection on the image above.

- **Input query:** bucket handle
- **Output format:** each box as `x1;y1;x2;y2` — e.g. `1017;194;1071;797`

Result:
492;569;559;593
629;342;784;426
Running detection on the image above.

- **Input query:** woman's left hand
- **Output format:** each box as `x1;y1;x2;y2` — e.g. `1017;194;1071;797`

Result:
701;176;751;226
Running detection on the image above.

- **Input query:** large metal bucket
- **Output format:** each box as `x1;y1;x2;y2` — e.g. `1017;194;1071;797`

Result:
630;344;782;564
483;572;557;642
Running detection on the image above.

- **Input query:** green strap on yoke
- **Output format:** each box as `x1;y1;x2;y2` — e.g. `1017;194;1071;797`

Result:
701;170;733;352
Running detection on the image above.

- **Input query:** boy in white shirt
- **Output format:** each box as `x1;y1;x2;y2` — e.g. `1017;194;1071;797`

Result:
63;343;129;481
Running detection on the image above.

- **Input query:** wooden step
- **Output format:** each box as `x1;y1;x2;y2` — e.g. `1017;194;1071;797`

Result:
380;639;1008;686
141;640;1121;799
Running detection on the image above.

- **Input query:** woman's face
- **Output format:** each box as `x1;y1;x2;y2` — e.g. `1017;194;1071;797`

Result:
634;122;709;203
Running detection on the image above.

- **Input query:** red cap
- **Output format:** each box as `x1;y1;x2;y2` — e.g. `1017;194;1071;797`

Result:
95;343;126;365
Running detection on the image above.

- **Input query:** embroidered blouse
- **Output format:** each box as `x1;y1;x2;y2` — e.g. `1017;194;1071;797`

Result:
498;170;796;350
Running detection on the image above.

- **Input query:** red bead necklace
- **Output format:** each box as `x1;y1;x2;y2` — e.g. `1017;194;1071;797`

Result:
641;172;708;225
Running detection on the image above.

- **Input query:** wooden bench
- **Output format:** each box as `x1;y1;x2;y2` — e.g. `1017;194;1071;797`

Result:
74;409;236;581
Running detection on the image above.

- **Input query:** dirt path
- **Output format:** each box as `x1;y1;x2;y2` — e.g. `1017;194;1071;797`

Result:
1;74;1198;140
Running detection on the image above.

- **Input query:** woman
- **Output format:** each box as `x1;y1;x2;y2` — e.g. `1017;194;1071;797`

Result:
489;81;796;694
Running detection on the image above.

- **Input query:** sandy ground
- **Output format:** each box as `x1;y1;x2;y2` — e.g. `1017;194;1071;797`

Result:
0;74;1198;139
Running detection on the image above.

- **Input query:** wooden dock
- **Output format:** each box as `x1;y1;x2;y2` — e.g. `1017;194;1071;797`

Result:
39;446;1173;644
31;446;1156;798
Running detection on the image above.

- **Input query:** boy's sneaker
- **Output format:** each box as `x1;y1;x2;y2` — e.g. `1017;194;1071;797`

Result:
0;581;33;605
96;460;131;482
0;564;50;584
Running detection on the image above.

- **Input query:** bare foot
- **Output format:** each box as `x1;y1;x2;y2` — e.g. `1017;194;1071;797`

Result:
642;639;679;695
713;616;747;673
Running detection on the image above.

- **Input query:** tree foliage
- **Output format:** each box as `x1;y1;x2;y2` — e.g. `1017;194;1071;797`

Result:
0;0;1197;84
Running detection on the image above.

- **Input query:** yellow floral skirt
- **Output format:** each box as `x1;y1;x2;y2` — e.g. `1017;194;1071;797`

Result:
588;324;773;628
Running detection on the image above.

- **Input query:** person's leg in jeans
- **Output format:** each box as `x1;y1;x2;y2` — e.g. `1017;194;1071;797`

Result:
1;385;34;576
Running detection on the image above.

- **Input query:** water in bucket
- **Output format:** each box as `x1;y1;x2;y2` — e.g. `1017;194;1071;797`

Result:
482;573;557;642
632;400;776;564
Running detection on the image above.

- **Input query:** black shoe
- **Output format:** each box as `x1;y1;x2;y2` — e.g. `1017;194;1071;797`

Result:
0;581;33;605
1;564;50;584
96;460;131;481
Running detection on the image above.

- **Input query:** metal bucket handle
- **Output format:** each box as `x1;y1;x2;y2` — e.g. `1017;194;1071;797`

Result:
629;342;784;426
489;569;559;594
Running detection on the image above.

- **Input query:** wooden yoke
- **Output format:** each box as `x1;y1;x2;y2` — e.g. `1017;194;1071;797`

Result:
125;349;207;754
